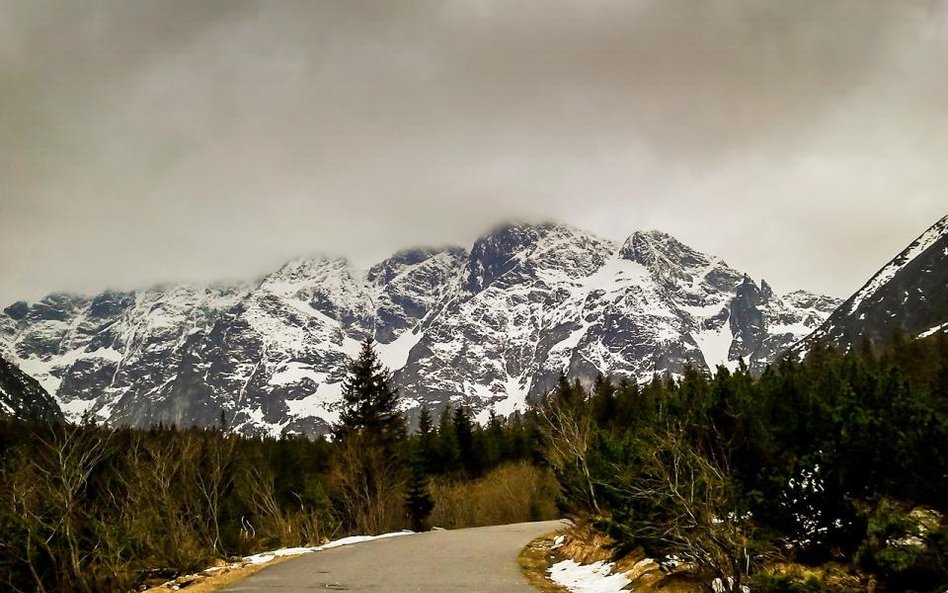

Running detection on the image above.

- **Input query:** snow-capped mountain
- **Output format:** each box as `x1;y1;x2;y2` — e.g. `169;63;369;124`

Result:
1;223;839;435
0;354;62;422
802;215;948;350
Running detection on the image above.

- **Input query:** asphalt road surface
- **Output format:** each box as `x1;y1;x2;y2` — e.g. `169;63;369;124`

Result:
222;520;566;593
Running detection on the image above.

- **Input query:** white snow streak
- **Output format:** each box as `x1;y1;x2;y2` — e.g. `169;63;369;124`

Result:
242;530;414;565
270;361;320;386
919;321;948;339
58;397;97;419
692;322;737;371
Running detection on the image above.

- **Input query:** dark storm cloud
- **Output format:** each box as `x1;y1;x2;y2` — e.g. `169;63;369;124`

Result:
1;0;946;304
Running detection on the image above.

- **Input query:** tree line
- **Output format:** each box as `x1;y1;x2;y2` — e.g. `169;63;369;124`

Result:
544;331;948;593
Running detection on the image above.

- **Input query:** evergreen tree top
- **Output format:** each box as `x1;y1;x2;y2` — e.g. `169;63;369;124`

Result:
333;336;405;446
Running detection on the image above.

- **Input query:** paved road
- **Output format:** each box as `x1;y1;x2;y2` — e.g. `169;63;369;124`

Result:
222;520;566;593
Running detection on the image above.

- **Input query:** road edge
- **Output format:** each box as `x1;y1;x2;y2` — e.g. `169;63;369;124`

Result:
518;532;573;593
141;555;295;593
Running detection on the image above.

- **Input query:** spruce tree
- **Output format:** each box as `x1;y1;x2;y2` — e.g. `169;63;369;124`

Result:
417;405;434;467
404;441;435;532
436;405;461;474
333;336;405;450
591;373;617;427
483;405;504;469
332;337;407;533
452;405;481;477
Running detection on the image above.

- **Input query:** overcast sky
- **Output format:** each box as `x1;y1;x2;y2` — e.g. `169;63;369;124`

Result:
1;0;946;305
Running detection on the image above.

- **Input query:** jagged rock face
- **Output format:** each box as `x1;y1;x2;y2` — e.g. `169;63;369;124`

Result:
1;224;839;436
0;354;62;422
0;285;248;421
398;225;620;418
370;247;468;343
802;216;948;350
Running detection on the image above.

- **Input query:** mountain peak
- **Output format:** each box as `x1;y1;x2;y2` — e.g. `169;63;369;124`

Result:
844;215;948;317
368;246;466;285
462;223;613;293
617;230;745;297
620;230;717;271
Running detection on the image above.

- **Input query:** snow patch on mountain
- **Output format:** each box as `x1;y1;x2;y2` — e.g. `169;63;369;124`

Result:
0;353;63;421
799;216;947;353
693;322;739;371
377;329;424;370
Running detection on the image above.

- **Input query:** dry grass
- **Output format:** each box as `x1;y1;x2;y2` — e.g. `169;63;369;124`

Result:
518;532;573;593
536;523;873;593
556;521;617;565
430;462;559;528
140;555;296;593
534;522;703;593
758;561;874;593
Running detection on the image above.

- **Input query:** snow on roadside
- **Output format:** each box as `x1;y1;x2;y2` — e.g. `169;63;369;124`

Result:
154;531;415;590
243;530;414;564
548;559;632;593
242;546;317;565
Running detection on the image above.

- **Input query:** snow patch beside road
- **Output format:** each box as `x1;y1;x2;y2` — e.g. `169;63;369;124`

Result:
243;530;414;565
548;559;632;593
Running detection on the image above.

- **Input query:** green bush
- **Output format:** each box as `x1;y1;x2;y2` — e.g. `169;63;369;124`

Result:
857;500;948;593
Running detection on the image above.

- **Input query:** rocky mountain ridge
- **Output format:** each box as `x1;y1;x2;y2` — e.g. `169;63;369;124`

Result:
801;215;948;351
1;223;840;436
0;354;62;422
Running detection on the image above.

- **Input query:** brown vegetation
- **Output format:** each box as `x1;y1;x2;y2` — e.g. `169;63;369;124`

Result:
429;462;559;529
141;555;296;593
518;533;572;593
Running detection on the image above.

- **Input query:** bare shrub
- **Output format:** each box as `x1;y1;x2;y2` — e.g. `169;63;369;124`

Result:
608;428;757;593
536;383;601;514
331;433;406;534
4;424;115;593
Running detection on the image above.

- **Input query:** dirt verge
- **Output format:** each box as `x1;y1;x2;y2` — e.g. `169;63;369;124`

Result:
140;555;295;593
520;522;695;593
518;532;572;593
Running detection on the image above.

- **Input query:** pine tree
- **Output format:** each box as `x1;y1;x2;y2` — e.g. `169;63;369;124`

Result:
591;373;617;427
333;336;405;450
452;405;481;477
483;405;505;469
417;405;434;468
404;441;435;532
331;336;407;533
436;405;461;474
935;330;948;398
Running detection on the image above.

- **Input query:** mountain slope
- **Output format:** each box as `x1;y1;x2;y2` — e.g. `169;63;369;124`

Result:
0;354;63;421
1;285;248;421
804;215;948;349
1;224;839;435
